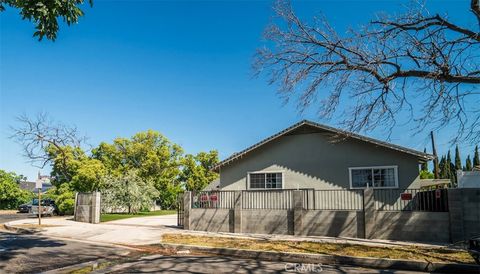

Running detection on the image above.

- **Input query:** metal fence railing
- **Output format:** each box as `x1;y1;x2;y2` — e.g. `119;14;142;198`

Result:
308;189;364;210
191;191;237;209
374;188;449;212
242;189;295;210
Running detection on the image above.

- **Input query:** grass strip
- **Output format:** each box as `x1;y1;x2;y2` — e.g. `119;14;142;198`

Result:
100;210;176;222
162;234;474;264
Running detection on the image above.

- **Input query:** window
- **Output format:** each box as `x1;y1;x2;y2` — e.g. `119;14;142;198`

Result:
248;172;283;189
349;166;398;189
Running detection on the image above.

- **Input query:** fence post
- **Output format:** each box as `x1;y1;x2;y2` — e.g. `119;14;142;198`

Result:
183;191;191;230
293;190;304;236
232;191;242;233
363;188;375;239
91;191;101;224
447;188;465;243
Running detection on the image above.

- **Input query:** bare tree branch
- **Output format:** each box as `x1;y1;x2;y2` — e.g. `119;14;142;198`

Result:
254;0;480;143
9;113;88;180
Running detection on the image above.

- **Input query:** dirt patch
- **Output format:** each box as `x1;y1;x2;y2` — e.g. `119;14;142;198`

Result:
0;210;18;215
161;234;475;264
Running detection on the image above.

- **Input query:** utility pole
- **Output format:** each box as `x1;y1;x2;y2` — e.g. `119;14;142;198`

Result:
431;131;439;179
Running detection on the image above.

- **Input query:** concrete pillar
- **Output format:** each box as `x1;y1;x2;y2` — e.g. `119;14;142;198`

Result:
233;191;242;233
363;188;375;239
293;190;304;236
448;188;465;243
183;191;191;230
91;191;101;224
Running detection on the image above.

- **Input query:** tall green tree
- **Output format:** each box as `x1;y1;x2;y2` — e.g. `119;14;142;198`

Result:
465;155;473;171
454;145;462;171
439;156;447;179
0;170;33;209
92;130;184;208
474;145;480;167
421;148;428;172
0;0;93;41
180;150;219;192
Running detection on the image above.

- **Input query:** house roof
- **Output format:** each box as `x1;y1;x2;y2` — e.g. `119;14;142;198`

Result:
213;120;434;171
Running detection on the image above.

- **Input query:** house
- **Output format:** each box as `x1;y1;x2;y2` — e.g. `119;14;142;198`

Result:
213;120;434;191
457;169;480;188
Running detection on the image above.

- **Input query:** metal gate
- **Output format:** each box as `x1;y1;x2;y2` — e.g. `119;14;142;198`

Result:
177;193;184;228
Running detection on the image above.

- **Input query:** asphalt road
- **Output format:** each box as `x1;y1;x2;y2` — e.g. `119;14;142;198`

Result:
0;231;131;274
102;254;429;274
0;213;31;225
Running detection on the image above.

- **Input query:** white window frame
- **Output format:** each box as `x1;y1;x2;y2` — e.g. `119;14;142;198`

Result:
348;166;398;189
247;171;285;190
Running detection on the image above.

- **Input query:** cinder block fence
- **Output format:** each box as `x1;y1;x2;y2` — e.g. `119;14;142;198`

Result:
180;188;480;243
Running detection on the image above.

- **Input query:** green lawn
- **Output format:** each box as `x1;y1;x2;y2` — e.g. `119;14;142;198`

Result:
100;210;176;222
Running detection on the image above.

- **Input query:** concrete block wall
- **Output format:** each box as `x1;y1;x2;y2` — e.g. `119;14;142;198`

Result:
372;212;450;243
74;192;101;224
184;188;480;243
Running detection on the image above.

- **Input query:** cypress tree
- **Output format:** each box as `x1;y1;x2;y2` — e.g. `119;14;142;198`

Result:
466;155;472;171
421;148;428;171
439;156;447;179
474;145;480;167
446;151;452;179
454;145;462;171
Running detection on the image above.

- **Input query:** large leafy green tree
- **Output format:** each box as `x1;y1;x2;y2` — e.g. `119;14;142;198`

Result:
92;130;184;208
180;150;219;192
0;169;33;209
0;0;93;41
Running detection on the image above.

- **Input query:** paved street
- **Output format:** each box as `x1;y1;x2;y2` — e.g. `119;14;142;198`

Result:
99;255;429;274
0;231;131;274
0;213;31;225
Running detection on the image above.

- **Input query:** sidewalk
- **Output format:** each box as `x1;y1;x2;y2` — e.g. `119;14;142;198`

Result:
4;215;453;250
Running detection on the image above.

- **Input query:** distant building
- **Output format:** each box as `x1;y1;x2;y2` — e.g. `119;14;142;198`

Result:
457;169;480;188
19;172;53;193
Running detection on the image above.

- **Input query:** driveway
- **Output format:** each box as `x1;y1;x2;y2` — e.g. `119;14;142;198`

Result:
5;214;180;245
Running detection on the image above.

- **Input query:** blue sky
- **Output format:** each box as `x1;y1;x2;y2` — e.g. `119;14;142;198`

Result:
0;0;476;180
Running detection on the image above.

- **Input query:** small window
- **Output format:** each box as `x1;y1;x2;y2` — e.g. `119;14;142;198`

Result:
349;166;398;189
248;172;283;189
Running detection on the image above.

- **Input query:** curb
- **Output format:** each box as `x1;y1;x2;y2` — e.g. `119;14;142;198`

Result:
156;243;480;273
3;223;39;234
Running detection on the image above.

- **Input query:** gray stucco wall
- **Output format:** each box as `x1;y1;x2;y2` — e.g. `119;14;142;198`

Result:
219;132;421;190
242;209;292;235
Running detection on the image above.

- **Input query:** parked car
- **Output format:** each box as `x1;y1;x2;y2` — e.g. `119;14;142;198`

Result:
18;202;32;213
30;198;58;217
468;236;480;264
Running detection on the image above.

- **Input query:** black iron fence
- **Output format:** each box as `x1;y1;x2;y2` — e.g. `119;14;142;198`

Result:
374;188;449;212
242;189;296;210
180;188;449;213
192;191;237;209
304;189;364;210
177;194;184;227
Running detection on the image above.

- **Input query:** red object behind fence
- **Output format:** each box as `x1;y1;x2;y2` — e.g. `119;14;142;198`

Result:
400;193;412;200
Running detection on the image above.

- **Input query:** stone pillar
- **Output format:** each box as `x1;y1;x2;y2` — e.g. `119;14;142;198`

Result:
448;188;465;243
90;191;101;224
293;190;304;236
363;188;375;239
183;191;191;230
233;191;242;233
